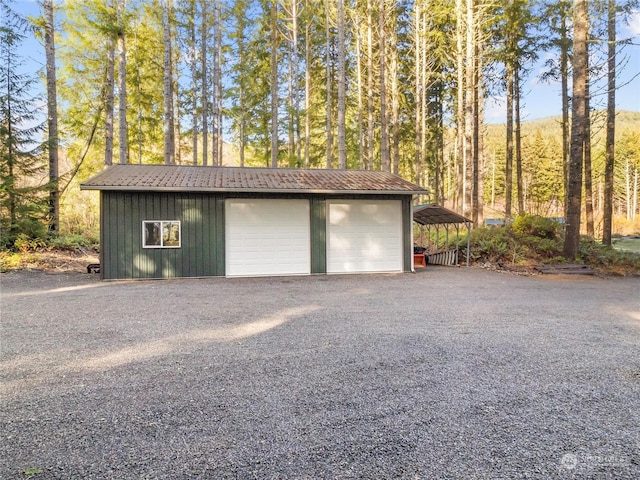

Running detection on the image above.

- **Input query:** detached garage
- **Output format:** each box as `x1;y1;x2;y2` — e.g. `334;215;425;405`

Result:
80;164;428;280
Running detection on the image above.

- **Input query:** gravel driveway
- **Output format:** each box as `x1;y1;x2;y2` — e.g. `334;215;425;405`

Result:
1;268;639;479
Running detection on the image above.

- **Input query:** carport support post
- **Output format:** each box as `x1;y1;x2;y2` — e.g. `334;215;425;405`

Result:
446;225;449;251
466;221;470;266
455;224;460;265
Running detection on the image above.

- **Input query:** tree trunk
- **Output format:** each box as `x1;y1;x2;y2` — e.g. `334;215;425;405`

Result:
105;0;115;166
201;0;208;166
564;0;588;260
462;0;476;217
421;21;428;193
634;168;638;220
472;21;482;227
271;1;279;168
505;62;514;220
625;157;631;219
163;0;175;165
476;76;484;226
379;1;389;172
602;0;615;245
390;17;400;176
355;8;364;170
325;0;333;168
287;25;294;164
366;0;374;170
337;0;346;169
584;66;594;237
414;3;422;186
455;0;464;212
43;0;59;232
463;0;473;220
515;68;524;214
117;0;128;165
290;0;301;166
190;0;198;165
560;1;570;219
213;0;222;166
304;3;311;168
235;1;246;167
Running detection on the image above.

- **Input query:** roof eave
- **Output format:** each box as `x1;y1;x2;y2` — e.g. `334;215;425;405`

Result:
80;185;428;195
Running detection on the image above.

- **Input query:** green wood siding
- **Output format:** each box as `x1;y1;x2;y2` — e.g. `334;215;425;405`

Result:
310;198;327;274
100;191;412;279
101;192;224;279
402;196;413;272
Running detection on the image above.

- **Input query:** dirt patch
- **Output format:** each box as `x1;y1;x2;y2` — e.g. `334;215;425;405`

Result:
0;249;99;274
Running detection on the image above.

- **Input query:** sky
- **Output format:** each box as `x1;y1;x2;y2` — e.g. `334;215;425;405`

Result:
7;0;640;126
478;10;640;123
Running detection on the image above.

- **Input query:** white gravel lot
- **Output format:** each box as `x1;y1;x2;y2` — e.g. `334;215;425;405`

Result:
1;268;639;479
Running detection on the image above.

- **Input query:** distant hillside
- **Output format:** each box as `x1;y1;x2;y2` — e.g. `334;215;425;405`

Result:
519;110;639;130
485;110;639;147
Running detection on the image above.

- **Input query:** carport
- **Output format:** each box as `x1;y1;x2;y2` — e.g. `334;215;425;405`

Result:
413;204;472;267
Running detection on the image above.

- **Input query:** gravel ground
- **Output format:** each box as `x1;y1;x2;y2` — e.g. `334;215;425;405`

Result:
1;268;639;479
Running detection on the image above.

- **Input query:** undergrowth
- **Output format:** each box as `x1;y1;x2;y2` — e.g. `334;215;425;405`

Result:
0;233;99;273
1;215;638;276
466;214;640;276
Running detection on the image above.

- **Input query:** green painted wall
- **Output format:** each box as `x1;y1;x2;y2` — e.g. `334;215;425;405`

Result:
101;192;224;279
310;198;327;274
100;191;413;279
402;196;413;272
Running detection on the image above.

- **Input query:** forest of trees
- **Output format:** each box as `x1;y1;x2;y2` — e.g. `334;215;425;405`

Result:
1;0;639;258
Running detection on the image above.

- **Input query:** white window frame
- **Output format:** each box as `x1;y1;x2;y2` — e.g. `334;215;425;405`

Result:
142;220;181;248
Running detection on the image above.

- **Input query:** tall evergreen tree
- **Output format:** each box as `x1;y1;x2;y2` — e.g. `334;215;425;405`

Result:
602;0;615;245
0;1;48;242
105;0;116;166
163;0;175;164
117;0;128;165
270;0;279;167
337;0;346;170
564;0;588;260
42;0;60;231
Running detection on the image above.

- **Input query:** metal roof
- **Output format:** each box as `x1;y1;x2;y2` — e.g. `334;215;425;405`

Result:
80;164;429;195
413;204;472;225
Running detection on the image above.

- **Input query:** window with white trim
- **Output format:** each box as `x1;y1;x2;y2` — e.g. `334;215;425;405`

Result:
143;221;181;248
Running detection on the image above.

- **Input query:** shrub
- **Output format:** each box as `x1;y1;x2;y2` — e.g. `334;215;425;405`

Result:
0;217;49;249
0;251;22;272
512;214;560;239
13;234;47;253
579;237;640;276
48;234;96;252
468;214;565;265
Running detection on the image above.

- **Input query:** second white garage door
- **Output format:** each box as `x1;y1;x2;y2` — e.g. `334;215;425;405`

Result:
225;199;310;276
327;199;403;274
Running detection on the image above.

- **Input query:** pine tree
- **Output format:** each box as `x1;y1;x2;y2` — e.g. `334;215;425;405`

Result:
163;0;175;165
42;0;60;231
0;1;48;243
117;0;128;165
564;0;588;260
602;0;616;244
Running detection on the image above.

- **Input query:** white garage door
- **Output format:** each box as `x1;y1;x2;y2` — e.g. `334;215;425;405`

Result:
327;199;403;274
225;199;310;276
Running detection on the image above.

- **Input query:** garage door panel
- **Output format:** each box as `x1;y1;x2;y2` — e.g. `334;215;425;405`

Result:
226;199;310;276
327;200;402;273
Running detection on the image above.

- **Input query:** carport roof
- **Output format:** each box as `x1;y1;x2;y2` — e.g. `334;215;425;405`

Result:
81;164;429;195
413;204;472;225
